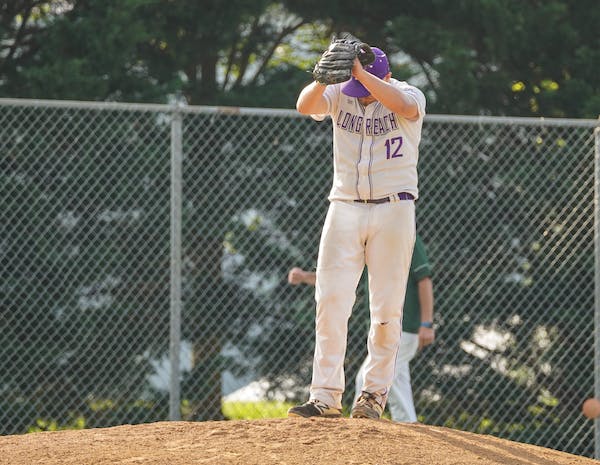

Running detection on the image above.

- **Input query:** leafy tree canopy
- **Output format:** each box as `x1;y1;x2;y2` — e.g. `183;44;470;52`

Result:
1;1;598;115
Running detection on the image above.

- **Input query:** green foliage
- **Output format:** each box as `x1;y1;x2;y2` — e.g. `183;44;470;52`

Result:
381;0;600;117
1;1;597;116
410;119;595;456
28;415;86;433
1;0;179;101
218;66;312;109
0;105;172;433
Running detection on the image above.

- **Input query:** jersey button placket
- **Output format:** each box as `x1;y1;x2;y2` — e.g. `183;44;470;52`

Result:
357;105;374;200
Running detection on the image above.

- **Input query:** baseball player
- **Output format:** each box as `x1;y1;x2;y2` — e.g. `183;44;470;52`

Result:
287;45;426;419
287;234;435;422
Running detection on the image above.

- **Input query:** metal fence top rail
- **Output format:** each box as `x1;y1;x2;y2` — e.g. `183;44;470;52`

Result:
1;97;599;128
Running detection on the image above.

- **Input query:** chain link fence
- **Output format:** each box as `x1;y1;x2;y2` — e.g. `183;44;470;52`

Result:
1;98;599;458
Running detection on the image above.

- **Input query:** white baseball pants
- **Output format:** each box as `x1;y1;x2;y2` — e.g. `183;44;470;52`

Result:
355;332;420;422
309;199;415;409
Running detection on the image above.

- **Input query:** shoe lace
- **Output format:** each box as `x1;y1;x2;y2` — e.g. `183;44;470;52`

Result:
357;392;383;410
308;399;330;413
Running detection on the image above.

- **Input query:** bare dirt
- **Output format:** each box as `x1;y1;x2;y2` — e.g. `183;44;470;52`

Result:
0;418;598;465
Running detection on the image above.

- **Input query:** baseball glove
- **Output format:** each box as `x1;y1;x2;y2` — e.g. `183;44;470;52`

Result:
312;33;375;85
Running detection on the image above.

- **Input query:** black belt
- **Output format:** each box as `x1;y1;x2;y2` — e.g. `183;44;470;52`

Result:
354;192;414;204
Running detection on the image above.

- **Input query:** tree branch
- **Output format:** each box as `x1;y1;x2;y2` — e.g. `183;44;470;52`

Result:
232;16;260;89
416;58;438;92
248;19;307;87
0;0;54;73
222;31;240;92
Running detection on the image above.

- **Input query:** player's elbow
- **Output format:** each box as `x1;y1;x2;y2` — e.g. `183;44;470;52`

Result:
296;100;308;114
296;83;328;115
392;99;420;121
296;99;314;115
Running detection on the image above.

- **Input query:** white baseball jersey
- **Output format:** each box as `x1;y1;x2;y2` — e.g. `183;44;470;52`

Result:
302;77;426;411
314;78;426;201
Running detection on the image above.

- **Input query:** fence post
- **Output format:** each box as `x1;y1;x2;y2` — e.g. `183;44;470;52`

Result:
169;108;183;421
595;124;600;459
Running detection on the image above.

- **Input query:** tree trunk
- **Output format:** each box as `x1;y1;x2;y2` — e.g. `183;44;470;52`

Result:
192;54;219;105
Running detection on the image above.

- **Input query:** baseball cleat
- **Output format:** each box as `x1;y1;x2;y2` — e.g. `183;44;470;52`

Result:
287;399;342;418
351;391;385;419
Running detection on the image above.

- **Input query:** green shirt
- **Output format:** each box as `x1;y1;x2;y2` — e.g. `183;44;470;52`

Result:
402;235;433;333
363;234;432;334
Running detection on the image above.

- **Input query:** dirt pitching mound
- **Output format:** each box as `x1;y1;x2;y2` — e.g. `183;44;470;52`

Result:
0;418;597;465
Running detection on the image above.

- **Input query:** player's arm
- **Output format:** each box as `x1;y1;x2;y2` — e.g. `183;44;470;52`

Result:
296;82;329;116
417;276;435;349
351;58;419;121
288;267;317;286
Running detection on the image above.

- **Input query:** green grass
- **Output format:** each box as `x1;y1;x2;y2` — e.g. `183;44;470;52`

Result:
222;400;295;420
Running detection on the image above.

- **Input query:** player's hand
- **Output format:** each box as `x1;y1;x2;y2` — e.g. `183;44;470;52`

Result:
418;326;435;350
288;267;307;285
351;57;363;79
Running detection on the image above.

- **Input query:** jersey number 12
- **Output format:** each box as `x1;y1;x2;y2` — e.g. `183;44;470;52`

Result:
385;136;404;159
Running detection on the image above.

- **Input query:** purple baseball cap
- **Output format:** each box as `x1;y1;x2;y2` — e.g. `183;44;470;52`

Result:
341;47;390;98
